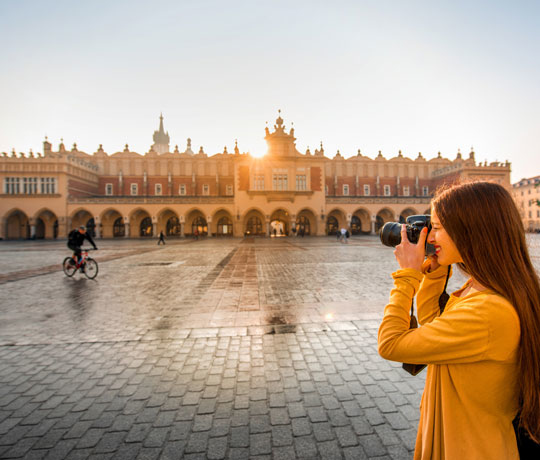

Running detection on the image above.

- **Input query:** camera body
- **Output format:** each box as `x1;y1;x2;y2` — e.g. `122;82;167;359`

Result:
379;215;435;256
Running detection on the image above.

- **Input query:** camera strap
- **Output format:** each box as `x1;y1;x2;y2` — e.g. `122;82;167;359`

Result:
403;265;452;376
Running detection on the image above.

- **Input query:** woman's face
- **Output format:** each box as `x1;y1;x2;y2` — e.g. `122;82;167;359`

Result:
428;208;463;265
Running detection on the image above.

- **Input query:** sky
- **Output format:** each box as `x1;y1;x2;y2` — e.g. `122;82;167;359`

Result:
1;0;539;182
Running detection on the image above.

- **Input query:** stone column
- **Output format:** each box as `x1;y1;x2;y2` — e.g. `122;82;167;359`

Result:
180;223;185;238
0;218;5;240
94;217;101;239
371;215;377;235
124;220;130;238
265;219;270;237
152;223;157;237
30;222;36;239
207;216;213;237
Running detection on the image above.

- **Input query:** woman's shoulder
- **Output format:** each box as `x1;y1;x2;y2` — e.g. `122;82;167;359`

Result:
454;290;520;327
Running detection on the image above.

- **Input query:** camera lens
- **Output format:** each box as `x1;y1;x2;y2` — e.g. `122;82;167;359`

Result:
380;222;402;247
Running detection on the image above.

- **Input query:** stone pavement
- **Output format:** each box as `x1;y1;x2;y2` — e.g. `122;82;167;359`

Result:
0;235;538;459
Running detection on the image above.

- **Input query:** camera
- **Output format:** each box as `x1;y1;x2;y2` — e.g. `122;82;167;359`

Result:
379;215;436;256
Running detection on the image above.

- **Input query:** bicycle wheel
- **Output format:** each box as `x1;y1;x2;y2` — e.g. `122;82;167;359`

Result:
83;258;99;279
63;257;77;277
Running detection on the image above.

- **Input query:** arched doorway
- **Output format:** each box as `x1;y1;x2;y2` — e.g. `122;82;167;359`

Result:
376;209;394;233
352;209;371;235
34;209;58;239
399;208;419;223
100;209;123;238
5;210;29;239
140;217;153;237
217;217;233;236
296;209;316;236
113;217;125;237
166;217;181;236
192;216;208;236
246;216;263;236
270;209;290;236
35;218;45;239
350;216;361;235
326;216;338;235
296;215;311;236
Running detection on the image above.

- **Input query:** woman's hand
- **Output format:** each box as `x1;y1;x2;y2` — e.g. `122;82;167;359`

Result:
393;225;428;271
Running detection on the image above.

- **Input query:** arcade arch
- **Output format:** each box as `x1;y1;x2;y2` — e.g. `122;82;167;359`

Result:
351;208;371;235
186;209;207;236
158;208;181;237
33;209;58;239
100;208;124;238
4;209;29;239
326;208;346;235
399;207;419;223
376;208;395;233
270;208;291;236
129;208;152;238
296;208;317;236
212;209;234;237
71;209;96;237
243;209;265;236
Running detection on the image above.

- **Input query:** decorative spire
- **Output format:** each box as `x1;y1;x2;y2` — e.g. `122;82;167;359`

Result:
234;139;239;155
152;113;170;154
174;145;179;153
398;150;403;157
223;146;228;154
357;149;361;156
305;146;311;156
469;147;475;161
199;146;205;154
276;109;283;128
124;144;130;152
456;148;462;160
59;138;65;152
437;151;442;158
72;143;77;151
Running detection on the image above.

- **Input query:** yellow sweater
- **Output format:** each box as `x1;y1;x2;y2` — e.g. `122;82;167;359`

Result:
378;264;520;460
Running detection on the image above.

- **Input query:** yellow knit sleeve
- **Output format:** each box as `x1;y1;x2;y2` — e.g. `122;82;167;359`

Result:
378;273;505;365
416;262;452;325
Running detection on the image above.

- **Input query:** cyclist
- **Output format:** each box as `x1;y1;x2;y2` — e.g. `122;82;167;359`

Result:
67;226;97;269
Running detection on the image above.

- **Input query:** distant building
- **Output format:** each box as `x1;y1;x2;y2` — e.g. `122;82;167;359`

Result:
512;176;540;232
0;113;511;240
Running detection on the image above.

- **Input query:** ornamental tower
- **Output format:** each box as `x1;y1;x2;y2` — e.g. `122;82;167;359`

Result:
152;113;170;154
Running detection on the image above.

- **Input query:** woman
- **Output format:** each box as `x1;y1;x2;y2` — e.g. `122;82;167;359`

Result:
378;181;540;459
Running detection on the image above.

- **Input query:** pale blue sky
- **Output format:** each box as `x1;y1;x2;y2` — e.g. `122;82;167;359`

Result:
1;0;539;182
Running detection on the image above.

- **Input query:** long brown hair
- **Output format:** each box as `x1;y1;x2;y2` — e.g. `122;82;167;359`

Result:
433;181;540;442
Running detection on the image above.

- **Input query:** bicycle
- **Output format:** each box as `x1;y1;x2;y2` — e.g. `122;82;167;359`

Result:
62;249;99;279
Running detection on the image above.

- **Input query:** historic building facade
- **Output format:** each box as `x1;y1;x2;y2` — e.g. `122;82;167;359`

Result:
0;114;512;240
512;176;540;232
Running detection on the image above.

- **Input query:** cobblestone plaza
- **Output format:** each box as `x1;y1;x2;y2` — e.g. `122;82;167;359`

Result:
1;236;539;459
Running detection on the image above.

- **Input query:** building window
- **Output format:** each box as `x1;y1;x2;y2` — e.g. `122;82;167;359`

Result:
537;210;540;218
130;183;138;195
155;184;162;195
363;184;370;196
179;184;186;195
23;177;38;194
5;177;20;194
403;186;410;196
384;185;391;196
40;177;56;194
226;185;233;196
325;185;328;196
254;174;265;190
529;211;532;218
296;175;307;191
105;183;113;196
272;174;288;191
422;186;429;196
202;184;210;195
343;184;349;196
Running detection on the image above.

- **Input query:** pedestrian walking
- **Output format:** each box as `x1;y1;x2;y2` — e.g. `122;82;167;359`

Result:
157;231;165;245
378;181;540;459
340;227;347;243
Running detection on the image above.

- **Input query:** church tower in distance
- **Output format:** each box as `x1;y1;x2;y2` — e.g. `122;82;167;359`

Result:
152;113;170;154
